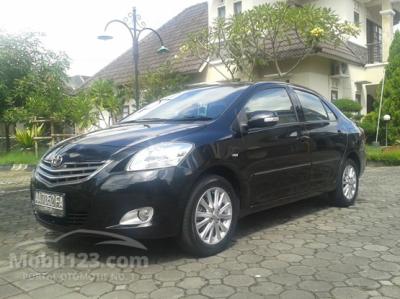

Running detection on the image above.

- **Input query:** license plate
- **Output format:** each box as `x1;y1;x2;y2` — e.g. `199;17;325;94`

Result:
34;191;65;217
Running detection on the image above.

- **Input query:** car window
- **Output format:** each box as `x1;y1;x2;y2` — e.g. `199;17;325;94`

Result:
243;88;297;124
322;102;337;121
296;90;329;121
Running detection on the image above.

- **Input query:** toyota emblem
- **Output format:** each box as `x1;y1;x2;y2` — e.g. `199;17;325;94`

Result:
51;155;63;168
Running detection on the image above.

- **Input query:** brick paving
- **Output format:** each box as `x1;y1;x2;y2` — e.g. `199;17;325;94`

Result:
0;167;399;298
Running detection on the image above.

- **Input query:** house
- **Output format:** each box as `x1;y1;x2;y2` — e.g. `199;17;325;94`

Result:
89;0;399;117
207;0;400;114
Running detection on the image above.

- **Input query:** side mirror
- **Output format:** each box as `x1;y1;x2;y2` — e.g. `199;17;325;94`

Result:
248;111;280;129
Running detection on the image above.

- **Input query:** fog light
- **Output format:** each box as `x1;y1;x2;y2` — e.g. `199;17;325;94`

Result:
119;207;154;225
138;207;153;222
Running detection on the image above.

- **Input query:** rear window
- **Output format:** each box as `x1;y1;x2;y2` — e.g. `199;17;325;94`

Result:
296;90;328;121
322;102;337;121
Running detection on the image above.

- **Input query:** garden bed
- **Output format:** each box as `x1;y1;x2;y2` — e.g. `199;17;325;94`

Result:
366;145;400;166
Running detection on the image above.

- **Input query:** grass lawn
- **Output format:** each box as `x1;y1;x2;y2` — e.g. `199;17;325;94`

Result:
366;145;400;166
0;150;46;165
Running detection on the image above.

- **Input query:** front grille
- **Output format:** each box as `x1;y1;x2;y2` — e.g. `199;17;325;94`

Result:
38;211;89;226
66;212;89;225
36;160;107;186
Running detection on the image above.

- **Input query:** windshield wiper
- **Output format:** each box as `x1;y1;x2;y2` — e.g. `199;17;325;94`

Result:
131;118;169;122
174;116;214;121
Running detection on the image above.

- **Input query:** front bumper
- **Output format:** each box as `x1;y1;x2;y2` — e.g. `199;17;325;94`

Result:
30;166;196;238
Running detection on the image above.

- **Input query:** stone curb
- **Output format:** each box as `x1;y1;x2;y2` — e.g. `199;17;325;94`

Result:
366;161;399;167
0;164;35;171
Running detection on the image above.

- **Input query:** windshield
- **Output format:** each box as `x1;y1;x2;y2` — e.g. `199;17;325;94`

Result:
121;85;248;123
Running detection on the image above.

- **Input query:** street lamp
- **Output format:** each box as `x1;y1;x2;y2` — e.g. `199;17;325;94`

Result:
98;7;169;110
383;114;391;147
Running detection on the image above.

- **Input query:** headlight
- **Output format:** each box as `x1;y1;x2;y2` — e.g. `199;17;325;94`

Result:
126;142;193;171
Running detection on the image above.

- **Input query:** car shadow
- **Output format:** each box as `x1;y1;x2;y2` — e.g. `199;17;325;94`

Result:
42;194;341;266
235;195;331;238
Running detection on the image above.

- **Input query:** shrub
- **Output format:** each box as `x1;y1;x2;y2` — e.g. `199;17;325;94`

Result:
15;124;44;150
333;99;362;119
360;112;378;144
360;112;398;145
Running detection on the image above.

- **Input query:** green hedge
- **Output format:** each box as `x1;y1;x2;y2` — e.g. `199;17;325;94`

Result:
366;146;400;166
333;99;362;113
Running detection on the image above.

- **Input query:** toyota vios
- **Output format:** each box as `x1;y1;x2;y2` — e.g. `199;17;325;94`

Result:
31;82;365;256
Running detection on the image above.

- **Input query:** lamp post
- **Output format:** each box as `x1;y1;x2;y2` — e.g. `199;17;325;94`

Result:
98;7;169;110
383;114;391;147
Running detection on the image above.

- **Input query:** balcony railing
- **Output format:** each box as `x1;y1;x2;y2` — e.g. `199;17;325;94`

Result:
367;42;382;64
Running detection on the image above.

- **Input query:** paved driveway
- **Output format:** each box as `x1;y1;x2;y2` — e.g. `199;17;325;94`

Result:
0;167;400;299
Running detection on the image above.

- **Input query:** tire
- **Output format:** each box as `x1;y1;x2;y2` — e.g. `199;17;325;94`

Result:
179;175;239;257
329;159;359;207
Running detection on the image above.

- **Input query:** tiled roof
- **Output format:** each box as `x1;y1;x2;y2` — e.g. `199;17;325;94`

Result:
86;2;208;86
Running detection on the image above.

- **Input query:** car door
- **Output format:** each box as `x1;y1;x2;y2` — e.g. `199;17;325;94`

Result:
235;86;311;207
294;89;347;193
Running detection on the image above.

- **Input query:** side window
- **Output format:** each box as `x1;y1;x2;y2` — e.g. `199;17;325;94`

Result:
296;90;329;121
322;102;337;121
243;88;297;124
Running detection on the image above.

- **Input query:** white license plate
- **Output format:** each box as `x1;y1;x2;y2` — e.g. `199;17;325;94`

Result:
34;191;65;217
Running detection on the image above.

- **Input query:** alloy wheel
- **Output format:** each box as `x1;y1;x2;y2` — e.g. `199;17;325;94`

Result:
194;187;233;245
342;164;357;200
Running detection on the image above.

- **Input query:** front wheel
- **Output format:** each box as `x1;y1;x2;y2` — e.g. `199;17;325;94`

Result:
329;159;359;207
179;175;239;257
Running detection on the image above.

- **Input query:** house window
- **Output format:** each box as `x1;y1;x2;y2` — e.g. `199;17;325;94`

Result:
354;11;360;27
218;6;226;18
367;19;382;63
331;90;338;101
234;1;242;15
122;105;130;118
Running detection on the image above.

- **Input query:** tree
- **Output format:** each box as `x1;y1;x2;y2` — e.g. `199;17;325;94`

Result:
140;62;190;105
85;80;126;127
63;94;98;131
0;32;70;151
120;61;190;110
379;31;400;143
183;2;358;81
19;53;70;122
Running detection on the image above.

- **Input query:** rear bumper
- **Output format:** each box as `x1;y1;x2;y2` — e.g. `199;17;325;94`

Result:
31;166;196;239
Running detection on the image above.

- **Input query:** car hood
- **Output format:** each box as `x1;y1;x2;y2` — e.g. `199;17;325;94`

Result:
45;122;205;162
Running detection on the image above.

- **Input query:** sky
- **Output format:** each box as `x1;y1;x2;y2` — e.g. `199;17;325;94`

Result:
0;0;205;77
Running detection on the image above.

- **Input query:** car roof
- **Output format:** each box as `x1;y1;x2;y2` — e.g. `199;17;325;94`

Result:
186;81;325;98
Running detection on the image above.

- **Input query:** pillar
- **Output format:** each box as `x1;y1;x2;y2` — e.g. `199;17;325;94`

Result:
380;0;395;62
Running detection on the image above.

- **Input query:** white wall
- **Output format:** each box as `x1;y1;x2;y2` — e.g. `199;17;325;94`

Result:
206;55;351;101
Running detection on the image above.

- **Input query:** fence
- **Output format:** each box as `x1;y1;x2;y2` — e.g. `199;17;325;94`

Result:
31;119;75;157
0;118;76;157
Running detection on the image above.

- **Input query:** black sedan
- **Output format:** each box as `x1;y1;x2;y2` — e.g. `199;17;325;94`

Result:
31;82;366;256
